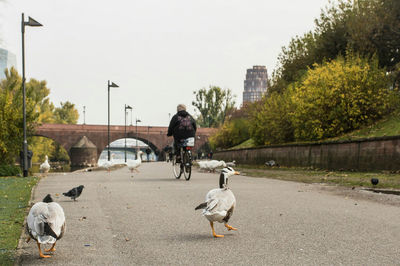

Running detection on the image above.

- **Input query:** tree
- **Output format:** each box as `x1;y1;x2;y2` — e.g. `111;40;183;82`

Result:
271;0;400;94
0;68;38;163
53;101;79;124
192;86;236;128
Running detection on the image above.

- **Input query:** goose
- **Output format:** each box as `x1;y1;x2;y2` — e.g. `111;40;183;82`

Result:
26;194;66;258
198;160;226;172
195;167;240;237
101;154;115;172
39;155;50;175
226;160;236;167
126;150;143;174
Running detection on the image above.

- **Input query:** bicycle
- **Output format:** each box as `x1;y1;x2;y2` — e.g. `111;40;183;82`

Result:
172;137;194;180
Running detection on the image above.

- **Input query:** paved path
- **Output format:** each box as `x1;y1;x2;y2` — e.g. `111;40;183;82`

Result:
18;162;400;265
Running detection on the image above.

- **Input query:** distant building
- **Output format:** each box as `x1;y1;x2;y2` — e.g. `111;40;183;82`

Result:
0;48;17;80
243;65;268;104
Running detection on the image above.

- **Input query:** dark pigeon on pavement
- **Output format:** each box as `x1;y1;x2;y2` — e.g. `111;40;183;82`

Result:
63;185;85;201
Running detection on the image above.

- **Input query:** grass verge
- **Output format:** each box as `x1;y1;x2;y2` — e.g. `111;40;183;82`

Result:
236;164;400;189
0;176;38;265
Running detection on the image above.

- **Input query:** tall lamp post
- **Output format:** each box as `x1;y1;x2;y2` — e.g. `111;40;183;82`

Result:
107;80;119;161
124;104;132;162
135;118;141;149
83;106;86;124
21;13;42;177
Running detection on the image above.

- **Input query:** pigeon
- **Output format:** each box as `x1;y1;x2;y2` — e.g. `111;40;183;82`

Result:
371;178;379;186
63;185;85;201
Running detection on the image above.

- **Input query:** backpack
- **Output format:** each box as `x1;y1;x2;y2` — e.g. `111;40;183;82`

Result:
177;115;193;131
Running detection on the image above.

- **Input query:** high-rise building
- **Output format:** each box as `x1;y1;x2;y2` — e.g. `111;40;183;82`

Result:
0;48;17;80
243;65;268;104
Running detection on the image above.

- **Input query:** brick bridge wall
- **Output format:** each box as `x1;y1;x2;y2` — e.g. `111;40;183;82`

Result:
213;136;400;171
34;124;216;164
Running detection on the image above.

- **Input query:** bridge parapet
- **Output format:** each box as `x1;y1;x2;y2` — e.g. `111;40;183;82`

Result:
34;124;216;165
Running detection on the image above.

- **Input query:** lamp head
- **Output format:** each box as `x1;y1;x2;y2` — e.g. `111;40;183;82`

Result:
109;81;119;88
26;16;43;27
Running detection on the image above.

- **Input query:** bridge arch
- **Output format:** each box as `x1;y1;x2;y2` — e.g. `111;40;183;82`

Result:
34;124;216;166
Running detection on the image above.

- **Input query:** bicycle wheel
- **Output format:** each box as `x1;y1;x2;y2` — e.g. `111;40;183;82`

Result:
183;150;192;181
172;154;182;179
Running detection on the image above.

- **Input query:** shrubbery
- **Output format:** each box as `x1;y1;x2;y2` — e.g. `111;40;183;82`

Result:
291;54;397;140
0;164;21;177
247;54;399;145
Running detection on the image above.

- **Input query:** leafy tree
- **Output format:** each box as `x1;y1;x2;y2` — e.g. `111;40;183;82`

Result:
53;101;79;124
291;54;397;141
192;86;235;128
271;0;400;94
0;68;38;163
209;106;252;149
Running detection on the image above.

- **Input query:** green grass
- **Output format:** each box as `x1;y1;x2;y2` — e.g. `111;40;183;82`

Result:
330;112;400;141
229;139;255;149
0;176;38;265
236;164;400;189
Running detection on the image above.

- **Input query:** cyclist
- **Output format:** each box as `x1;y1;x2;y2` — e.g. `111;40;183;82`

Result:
167;104;197;163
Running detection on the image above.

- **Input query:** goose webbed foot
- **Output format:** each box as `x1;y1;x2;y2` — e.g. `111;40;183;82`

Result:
224;223;237;231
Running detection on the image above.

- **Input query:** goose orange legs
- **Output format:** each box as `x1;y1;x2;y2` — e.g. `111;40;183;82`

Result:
45;242;56;252
225;223;237;231
37;242;51;258
210;221;224;238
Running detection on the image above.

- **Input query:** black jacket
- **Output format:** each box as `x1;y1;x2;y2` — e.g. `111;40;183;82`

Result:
167;110;197;142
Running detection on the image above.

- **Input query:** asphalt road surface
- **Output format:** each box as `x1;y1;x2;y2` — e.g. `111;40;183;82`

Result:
17;162;400;265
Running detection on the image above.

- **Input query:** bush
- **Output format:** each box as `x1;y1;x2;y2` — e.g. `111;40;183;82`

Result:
209;118;250;150
0;164;22;177
291;53;397;141
249;90;295;145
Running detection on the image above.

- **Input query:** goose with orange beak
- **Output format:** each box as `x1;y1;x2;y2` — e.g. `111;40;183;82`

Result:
195;167;240;237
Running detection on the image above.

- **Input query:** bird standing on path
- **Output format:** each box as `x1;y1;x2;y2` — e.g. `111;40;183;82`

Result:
195;167;240;238
26;194;66;258
101;154;115;172
197;160;226;172
63;185;84;201
39;155;50;176
126;150;143;175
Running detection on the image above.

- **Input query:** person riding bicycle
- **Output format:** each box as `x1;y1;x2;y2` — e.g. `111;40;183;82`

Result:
167;104;197;163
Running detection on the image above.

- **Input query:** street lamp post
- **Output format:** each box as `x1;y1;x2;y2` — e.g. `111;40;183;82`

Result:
124;104;132;162
135;118;141;149
21;13;42;177
107;80;119;161
83;106;86;124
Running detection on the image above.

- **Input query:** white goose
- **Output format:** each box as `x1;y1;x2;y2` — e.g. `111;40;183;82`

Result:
126;150;143;174
101;154;115;172
26;194;66;258
39;155;50;175
195;167;240;237
198;160;226;172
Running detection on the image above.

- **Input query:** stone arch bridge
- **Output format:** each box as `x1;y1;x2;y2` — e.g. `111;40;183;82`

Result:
34;124;216;166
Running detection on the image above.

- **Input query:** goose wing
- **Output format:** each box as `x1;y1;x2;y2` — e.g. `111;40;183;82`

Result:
203;188;236;222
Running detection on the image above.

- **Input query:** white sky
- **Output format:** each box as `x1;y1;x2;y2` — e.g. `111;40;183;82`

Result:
0;0;331;126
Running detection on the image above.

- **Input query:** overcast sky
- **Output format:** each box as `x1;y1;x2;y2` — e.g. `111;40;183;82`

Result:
0;0;331;126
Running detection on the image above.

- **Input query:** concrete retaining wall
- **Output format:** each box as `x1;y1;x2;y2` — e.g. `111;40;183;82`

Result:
213;136;400;171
